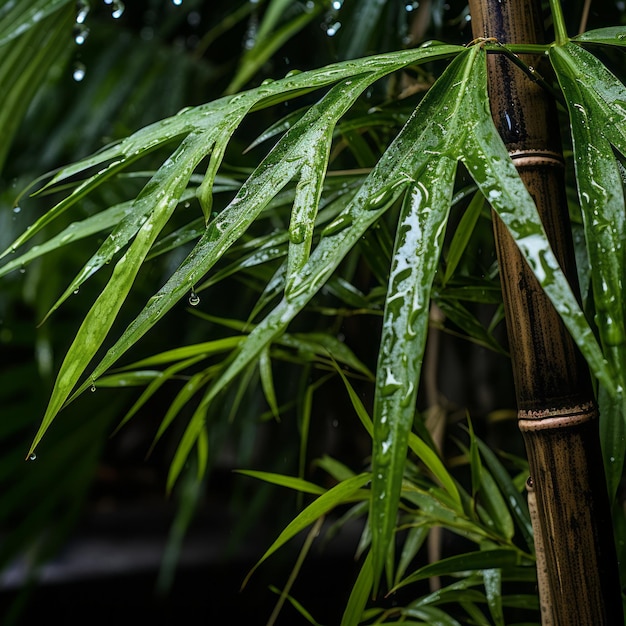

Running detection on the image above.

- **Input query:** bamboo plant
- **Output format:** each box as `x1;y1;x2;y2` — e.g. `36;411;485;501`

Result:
1;0;626;623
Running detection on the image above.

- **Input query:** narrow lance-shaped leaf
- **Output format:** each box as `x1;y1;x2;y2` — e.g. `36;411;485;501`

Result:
0;201;134;279
77;73;380;424
166;50;478;489
368;45;484;588
370;156;457;586
285;146;330;291
459;48;616;396
241;473;371;588
550;41;626;496
27;132;211;456
0;0;73;47
41;189;197;324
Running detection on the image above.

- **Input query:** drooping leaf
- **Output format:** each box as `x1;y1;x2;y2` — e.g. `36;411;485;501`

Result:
460;50;615;396
28;131;211;457
394;549;524;590
241;473;371;587
550;41;626;495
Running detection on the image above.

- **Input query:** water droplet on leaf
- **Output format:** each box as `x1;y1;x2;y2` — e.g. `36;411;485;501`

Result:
29;453;37;461
189;290;200;306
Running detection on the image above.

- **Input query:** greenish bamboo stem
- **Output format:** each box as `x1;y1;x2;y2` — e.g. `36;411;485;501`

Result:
527;478;555;626
467;0;623;623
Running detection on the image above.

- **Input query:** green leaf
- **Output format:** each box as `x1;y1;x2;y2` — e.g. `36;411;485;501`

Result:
572;27;626;46
236;470;327;496
476;439;533;551
550;41;626;490
468;416;482;499
442;191;485;286
340;551;374;626
394;549;523;590
0;0;73;47
28;132;211;457
369;45;484;586
483;567;504;626
478;470;515;541
259;347;280;420
371;159;458;587
460;48;615;396
226;0;325;94
0;200;134;279
0;4;73;171
242;473;371;587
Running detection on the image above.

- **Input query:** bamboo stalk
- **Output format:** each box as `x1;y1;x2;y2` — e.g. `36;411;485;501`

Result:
467;0;623;623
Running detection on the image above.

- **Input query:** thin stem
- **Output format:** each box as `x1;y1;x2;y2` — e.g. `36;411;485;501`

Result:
548;0;569;44
578;0;592;34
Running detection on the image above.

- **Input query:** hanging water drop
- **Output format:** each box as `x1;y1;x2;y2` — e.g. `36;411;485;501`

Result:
90;383;97;392
12;206;21;214
74;24;89;45
172;0;183;5
76;1;90;24
29;453;37;461
189;290;200;306
326;21;341;36
332;0;343;9
111;0;125;18
73;62;86;81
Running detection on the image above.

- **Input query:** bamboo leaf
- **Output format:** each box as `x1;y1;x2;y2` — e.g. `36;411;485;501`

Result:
394;549;522;590
460;48;616;396
0;4;73;171
483;568;504;626
369;46;486;586
573;27;626;46
0;0;73;47
340;551;374;626
478;470;515;541
242;473;371;587
442;191;485;286
226;0;325;94
235;470;327;495
28;132;211;457
0;201;134;279
259;347;280;420
550;42;626;491
476;439;533;550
